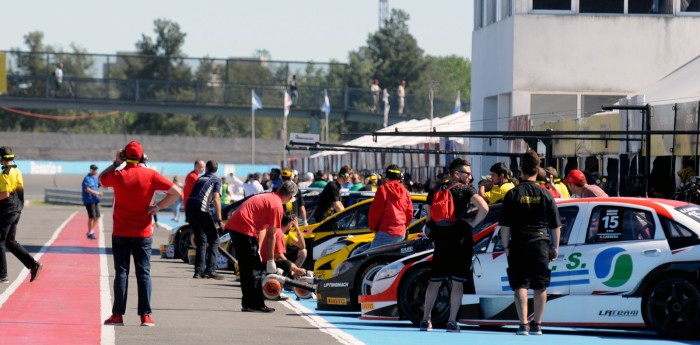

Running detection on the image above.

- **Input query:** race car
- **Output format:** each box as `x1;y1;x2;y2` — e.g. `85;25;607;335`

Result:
316;218;430;311
360;198;700;339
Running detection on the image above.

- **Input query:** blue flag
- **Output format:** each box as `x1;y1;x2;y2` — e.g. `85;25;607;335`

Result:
452;91;461;114
252;91;263;111
320;89;331;113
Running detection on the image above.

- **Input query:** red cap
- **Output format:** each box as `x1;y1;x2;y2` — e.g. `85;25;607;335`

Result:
562;169;586;185
124;141;143;160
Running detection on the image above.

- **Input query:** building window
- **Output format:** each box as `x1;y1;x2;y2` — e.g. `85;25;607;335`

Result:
499;0;513;20
475;0;483;30
530;94;578;126
629;0;673;14
681;0;700;12
582;95;626;117
533;0;571;10
580;0;624;13
486;0;498;25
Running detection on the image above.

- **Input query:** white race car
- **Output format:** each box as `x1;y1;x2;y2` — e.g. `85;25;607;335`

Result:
360;198;700;339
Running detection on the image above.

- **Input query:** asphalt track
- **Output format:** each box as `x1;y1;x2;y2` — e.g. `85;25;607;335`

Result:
1;196;699;344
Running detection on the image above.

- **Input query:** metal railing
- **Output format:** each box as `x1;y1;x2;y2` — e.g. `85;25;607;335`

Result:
44;187;114;206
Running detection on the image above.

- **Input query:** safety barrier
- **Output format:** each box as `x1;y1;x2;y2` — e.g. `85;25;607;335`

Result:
44;187;114;207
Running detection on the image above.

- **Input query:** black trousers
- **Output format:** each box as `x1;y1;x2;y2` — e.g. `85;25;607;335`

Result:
231;230;266;308
0;211;37;278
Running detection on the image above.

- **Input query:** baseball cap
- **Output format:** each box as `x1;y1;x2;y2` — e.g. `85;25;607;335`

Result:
562;169;586;185
124;141;143;160
368;174;378;182
281;169;293;178
90;164;98;170
338;167;350;179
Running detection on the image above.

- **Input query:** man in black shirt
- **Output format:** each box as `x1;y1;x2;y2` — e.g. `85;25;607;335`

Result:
420;158;488;333
314;167;350;223
186;160;224;280
500;150;561;336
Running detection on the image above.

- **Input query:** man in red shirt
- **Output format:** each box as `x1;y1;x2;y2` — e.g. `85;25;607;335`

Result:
260;215;307;281
368;164;413;250
182;160;205;209
99;141;181;327
225;180;297;313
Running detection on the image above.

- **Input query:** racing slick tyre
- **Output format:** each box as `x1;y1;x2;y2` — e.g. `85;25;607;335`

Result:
355;261;389;307
642;276;700;339
398;266;451;328
175;227;193;263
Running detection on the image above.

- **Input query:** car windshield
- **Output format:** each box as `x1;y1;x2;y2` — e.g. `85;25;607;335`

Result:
676;205;700;224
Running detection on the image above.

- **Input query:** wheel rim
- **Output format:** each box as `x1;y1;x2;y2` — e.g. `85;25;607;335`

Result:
360;265;386;295
647;279;700;334
404;271;450;323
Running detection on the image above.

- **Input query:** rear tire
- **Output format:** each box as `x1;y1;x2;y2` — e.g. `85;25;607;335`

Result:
397;265;451;328
176;227;192;263
642;276;700;339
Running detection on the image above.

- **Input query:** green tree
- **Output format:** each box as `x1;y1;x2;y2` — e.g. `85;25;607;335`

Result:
412;55;471;115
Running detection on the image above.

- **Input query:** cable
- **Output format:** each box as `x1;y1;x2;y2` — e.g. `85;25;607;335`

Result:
0;107;120;120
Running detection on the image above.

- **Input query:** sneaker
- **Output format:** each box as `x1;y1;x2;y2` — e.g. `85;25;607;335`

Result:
193;272;205;279
140;314;155;327
419;319;432;331
276;293;290;301
104;315;124;326
529;321;542;335
516;323;530;335
87;233;96;239
30;263;43;282
241;306;275;313
203;272;225;280
446;321;460;333
0;276;9;284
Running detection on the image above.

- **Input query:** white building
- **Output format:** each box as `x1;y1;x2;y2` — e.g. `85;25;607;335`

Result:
470;0;700;176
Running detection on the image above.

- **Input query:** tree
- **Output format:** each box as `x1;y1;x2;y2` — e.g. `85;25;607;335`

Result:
413;55;472;115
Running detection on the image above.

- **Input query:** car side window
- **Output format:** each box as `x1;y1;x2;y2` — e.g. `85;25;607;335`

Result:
557;206;579;246
586;206;655;243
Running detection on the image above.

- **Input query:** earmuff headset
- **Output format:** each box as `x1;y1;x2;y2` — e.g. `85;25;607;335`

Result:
119;145;147;164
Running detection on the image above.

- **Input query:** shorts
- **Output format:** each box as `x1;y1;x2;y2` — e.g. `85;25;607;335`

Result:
85;203;100;219
429;233;473;283
286;246;300;263
506;239;551;290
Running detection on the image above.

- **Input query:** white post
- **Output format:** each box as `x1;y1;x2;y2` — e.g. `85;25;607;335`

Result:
251;89;256;170
325;110;329;143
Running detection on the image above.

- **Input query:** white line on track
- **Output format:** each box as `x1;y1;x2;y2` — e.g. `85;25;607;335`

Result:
0;211;78;310
281;299;364;345
100;216;116;345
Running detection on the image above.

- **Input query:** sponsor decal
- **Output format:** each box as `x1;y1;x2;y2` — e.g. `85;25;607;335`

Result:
594;247;633;288
400;247;413;254
327;297;347;305
361;302;375;310
323;281;350;288
598;310;639;317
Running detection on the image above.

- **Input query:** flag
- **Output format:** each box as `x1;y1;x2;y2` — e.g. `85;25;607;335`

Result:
383;88;390;127
284;90;292;118
252;90;263;111
452;91;461;114
320;89;331;113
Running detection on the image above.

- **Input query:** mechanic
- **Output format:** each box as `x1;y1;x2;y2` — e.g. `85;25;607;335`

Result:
314;166;351;223
421;158;489;333
182;160;205;218
537;167;561;198
368;164;413;249
0;146;43;285
500;149;562;336
479;162;515;204
101;141;181;327
260;215;307;282
545;166;570;198
359;173;379;191
225;180;297;313
186;160;225;280
563;169;608;198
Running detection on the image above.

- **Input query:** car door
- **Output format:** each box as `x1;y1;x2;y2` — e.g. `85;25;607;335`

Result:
569;203;670;295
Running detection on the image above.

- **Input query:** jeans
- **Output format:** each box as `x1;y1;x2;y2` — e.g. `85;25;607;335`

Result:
111;236;152;316
188;210;220;274
369;231;405;250
0;211;38;278
231;230;265;308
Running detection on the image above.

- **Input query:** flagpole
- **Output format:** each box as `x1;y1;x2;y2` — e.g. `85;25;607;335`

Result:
283;110;288;167
325;110;329;143
251;89;256;170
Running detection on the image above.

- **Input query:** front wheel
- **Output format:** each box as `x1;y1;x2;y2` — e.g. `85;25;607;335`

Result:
643;276;700;339
176;227;192;263
397;266;451;328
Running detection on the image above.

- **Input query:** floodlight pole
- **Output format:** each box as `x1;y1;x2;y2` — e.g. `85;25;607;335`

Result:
602;104;652;197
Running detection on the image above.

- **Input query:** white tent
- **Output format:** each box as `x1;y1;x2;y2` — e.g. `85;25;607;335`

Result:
638;54;700;105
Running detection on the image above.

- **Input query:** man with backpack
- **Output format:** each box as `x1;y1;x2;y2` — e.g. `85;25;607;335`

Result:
420;158;489;333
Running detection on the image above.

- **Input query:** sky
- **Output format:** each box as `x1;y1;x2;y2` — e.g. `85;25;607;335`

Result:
2;1;473;63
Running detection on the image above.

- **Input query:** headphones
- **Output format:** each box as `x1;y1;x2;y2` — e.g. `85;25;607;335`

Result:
119;145;148;164
1;154;15;161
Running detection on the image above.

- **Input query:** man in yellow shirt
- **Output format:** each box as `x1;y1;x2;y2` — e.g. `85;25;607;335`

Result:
479;162;515;204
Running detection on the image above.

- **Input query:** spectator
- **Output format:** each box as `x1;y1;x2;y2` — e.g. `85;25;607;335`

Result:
309;170;328;188
360;174;379;192
298;172;314;189
100;141;181;327
382;88;391;116
277;168;307;227
170;176;184;222
500;150;561;335
52;63;64;96
421;158;488;332
243;173;265;197
269;168;283;191
545;167;570;199
183;160;205;215
340;165;354;189
220;177;232;207
537;167;561;198
563;169;608;198
397;80;406;116
350;172;364;191
225;181;298;313
314;167;351;223
479;162;515;204
0;146;43;284
186;160;225;280
370;79;381;113
82;164;103;239
368;165;413;249
290;75;298;108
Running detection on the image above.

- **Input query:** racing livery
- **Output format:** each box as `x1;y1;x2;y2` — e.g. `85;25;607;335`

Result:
360;198;700;339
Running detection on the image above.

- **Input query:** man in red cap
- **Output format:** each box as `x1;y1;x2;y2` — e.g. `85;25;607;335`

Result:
100;141;182;327
562;169;608;198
